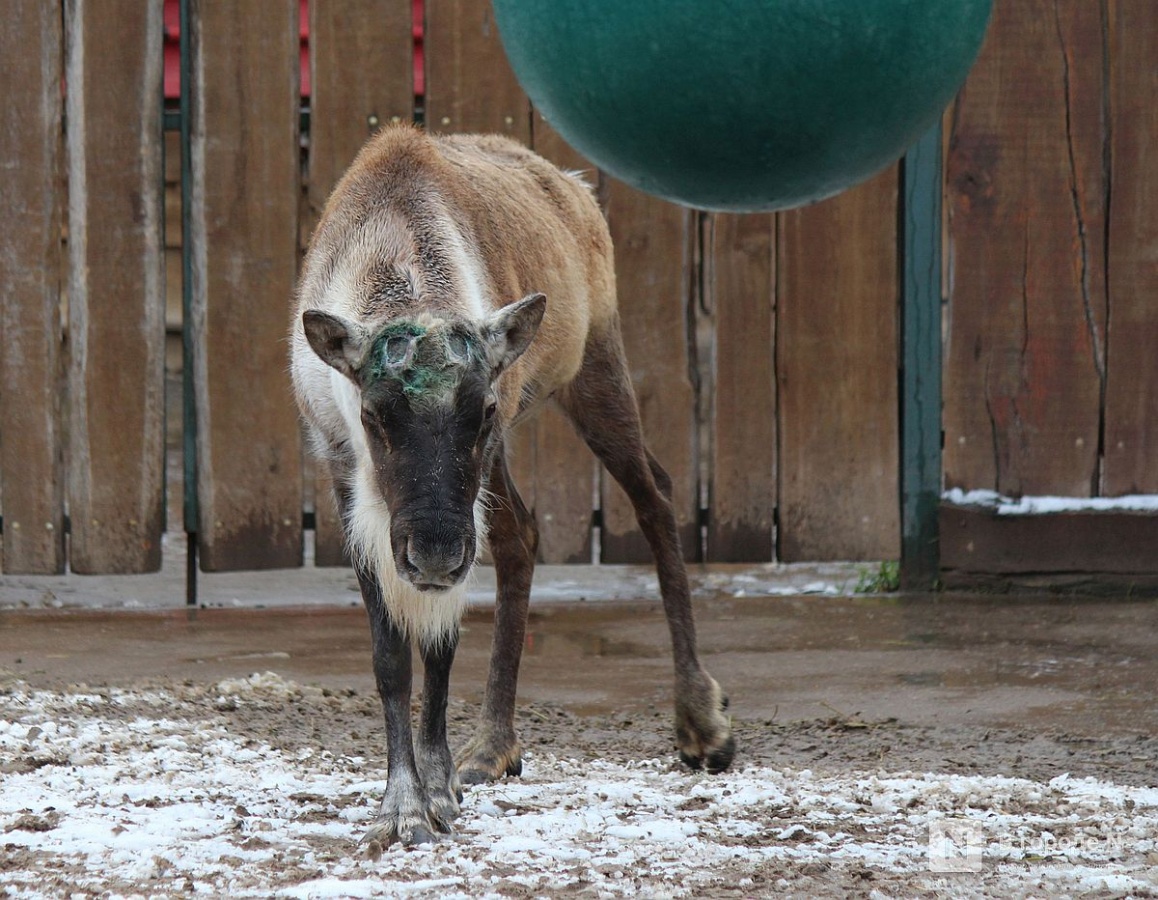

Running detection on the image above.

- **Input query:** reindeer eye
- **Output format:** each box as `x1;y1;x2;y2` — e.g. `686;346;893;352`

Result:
484;401;497;422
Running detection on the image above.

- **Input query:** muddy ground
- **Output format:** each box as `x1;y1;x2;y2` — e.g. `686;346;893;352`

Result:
5;593;1157;785
2;592;1157;897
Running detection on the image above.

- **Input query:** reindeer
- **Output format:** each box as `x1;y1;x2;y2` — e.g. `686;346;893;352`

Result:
291;124;734;846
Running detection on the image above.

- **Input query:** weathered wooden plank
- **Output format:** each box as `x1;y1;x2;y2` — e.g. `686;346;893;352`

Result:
527;406;597;564
600;180;699;563
526;114;598;564
65;0;166;573
307;0;412;225
944;0;1107;497
190;2;302;571
941;504;1158;576
705;213;775;562
777;167;900;562
424;0;530;139
1104;0;1158;495
307;0;413;566
0;0;65;573
311;463;348;568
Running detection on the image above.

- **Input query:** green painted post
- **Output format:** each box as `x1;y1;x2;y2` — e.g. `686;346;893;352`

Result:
900;123;943;590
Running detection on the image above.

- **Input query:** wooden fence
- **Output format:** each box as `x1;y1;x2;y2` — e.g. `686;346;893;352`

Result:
1;0;1155;586
941;1;1158;587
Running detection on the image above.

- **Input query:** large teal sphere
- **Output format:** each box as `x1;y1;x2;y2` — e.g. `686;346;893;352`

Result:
493;0;992;211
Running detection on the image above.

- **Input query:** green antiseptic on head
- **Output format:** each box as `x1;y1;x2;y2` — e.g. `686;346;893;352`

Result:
365;318;482;407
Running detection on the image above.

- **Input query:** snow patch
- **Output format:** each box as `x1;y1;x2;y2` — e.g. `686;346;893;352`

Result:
2;677;1155;897
944;488;1158;515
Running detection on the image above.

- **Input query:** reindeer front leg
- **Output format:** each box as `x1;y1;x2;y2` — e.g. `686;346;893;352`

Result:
356;568;446;847
417;634;463;827
333;468;446;843
456;451;537;784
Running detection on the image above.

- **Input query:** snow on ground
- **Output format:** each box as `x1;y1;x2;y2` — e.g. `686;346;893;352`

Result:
2;673;1156;898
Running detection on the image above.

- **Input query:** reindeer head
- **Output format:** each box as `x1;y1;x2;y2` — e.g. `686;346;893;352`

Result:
302;294;545;591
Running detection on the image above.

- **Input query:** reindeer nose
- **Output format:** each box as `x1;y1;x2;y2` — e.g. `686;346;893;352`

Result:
405;534;468;589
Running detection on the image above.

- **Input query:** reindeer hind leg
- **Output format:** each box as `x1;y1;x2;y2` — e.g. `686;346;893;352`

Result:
559;324;734;774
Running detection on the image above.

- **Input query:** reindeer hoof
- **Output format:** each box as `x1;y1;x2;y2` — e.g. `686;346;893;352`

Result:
456;735;523;785
459;768;489;786
680;733;736;774
458;754;522;785
362;815;439;848
425;785;462;828
408;824;437;846
362;785;457;849
674;673;735;774
418;760;463;826
678;749;702;771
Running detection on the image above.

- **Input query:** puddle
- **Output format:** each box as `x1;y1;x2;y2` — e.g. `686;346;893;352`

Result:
896;671;943;686
523;628;662;660
1;593;1155;736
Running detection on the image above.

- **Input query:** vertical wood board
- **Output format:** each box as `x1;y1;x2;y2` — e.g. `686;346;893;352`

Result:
311;462;348;567
706;213;775;562
777;168;901;562
66;0;166;573
424;0;530;139
525;405;596;564
307;0;412;225
600;179;699;563
1104;0;1158;494
527;114;597;564
944;0;1107;497
0;0;65;574
191;1;303;570
307;0;413;566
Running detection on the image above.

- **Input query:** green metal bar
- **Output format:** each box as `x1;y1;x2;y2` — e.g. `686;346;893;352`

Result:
167;34;306;603
179;0;198;605
900;123;944;590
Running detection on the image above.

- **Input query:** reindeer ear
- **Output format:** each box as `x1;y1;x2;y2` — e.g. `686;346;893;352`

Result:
483;293;546;377
302;310;368;380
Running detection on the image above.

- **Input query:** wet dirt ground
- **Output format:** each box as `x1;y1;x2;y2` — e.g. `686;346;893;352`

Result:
2;589;1156;896
4;591;1156;785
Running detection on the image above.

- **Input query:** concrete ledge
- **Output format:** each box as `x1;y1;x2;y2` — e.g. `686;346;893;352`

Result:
1;534;866;610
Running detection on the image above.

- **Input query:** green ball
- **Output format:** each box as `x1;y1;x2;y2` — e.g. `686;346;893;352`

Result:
493;0;992;211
